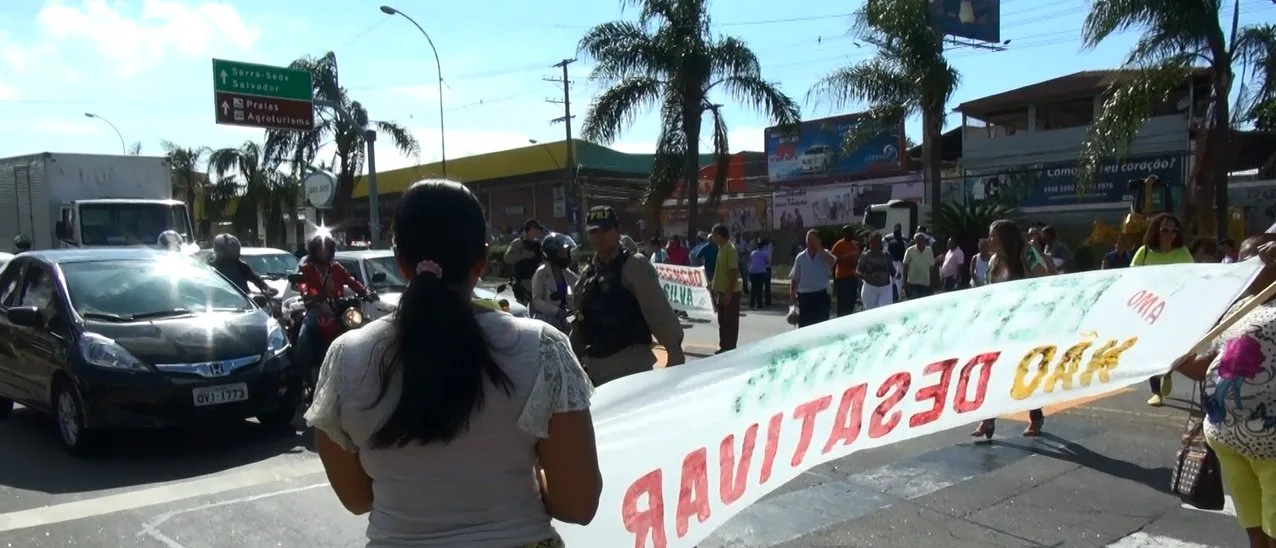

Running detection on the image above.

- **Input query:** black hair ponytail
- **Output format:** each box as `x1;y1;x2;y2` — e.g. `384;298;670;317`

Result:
366;180;513;449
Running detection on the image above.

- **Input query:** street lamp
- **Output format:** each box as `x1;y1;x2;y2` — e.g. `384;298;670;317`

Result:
380;5;447;177
84;112;125;154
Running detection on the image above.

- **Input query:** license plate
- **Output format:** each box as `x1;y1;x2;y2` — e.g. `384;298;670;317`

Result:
192;383;249;407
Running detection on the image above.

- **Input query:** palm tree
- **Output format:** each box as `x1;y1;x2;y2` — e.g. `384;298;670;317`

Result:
578;0;800;239
161;141;207;206
264;52;419;221
807;0;957;214
208;140;298;245
1077;0;1276;237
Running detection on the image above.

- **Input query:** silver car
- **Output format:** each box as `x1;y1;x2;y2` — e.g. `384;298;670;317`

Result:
332;249;528;320
195;247;300;301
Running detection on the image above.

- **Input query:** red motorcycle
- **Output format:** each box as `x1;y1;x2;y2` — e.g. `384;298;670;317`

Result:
285;273;375;400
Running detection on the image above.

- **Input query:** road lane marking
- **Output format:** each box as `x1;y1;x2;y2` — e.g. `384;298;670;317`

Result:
1106;531;1220;547
138;482;328;548
999;388;1133;422
0;459;325;533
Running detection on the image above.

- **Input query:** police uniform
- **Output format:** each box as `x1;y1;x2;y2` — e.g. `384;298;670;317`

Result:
571;207;685;386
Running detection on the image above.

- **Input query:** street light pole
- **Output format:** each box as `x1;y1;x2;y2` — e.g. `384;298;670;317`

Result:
380;5;447;177
84;113;125;154
315;99;382;247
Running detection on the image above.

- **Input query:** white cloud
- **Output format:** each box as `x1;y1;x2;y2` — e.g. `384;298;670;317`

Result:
31;0;260;78
0;79;14;101
35;119;104;136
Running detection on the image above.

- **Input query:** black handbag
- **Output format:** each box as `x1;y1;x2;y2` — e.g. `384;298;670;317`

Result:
1170;381;1226;511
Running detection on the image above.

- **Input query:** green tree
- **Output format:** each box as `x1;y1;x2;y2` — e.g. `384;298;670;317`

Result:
578;0;800;238
208;140;298;245
1077;0;1276;237
807;0;958;212
264;52;419;220
161;141;207;207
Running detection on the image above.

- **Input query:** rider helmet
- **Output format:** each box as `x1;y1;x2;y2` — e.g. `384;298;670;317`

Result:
541;232;577;268
157;230;183;252
306;232;337;262
12;234;31;253
212;233;242;261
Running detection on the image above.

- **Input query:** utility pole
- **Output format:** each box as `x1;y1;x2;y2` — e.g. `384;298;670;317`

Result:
547;58;582;237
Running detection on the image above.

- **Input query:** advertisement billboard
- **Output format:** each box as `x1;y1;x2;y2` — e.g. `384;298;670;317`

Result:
764;114;904;183
966;154;1184;209
929;0;1001;43
772;175;922;230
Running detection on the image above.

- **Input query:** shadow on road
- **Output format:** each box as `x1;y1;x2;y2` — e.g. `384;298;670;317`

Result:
994;433;1172;494
0;406;309;494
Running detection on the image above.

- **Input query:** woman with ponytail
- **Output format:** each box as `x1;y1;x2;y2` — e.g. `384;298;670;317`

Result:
304;180;601;548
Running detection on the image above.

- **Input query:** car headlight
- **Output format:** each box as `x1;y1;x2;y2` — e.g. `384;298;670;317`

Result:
341;308;364;329
266;317;289;357
79;332;150;371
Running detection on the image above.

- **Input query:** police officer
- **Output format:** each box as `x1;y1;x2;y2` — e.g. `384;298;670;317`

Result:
572;206;685;386
503;219;544;306
12;234;31;253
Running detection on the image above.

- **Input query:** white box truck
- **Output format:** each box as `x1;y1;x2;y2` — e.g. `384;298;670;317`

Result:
0;152;195;251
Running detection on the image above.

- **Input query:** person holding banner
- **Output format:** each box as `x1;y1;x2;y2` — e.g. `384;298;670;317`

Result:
972;219;1052;440
574;206;686;385
1132;213;1195;407
1173;235;1276;547
304;181;601;548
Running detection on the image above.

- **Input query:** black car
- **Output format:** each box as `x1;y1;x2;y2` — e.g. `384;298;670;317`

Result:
0;248;300;455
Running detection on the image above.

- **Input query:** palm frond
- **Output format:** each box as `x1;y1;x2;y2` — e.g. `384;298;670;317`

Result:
579;21;670;81
806;59;915;116
580;77;663;143
705;105;730;207
708;36;761;78
717;75;800;126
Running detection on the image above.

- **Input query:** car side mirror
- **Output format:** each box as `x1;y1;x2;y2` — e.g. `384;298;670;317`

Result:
371;272;387;283
55;221;70;240
6;306;43;328
250;294;270;308
286;273;304;284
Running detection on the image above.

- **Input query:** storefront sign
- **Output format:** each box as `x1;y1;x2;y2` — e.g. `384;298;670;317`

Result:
967;154;1185;208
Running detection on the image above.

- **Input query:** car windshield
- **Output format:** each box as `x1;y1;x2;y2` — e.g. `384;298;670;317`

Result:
365;256;409;291
79;203;191;246
243;253;299;278
61;257;251;321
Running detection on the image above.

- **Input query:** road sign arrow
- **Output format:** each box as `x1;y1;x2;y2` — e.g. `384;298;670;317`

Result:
221;101;229;115
220;70;227;85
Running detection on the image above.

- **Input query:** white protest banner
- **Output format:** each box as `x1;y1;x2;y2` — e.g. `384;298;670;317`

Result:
654;263;716;321
556;262;1261;548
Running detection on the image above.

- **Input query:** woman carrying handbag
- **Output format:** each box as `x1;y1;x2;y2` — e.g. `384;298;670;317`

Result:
1173;235;1276;547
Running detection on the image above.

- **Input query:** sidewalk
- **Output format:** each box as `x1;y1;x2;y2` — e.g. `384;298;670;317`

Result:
654;344;716;367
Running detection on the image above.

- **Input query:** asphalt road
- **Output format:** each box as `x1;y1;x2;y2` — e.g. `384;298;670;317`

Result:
0;311;1250;548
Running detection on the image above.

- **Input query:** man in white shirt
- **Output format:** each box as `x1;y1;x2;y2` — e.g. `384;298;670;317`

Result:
940;237;965;291
789;230;836;327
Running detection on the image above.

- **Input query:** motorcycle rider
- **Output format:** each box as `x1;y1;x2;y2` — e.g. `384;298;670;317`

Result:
530;232;579;333
503;219;544;306
209;233;277;296
572;206;685;386
12;234;31;253
294;232;373;374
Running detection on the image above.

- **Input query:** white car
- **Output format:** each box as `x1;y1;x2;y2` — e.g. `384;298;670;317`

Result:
333;249;528;320
799;145;836;173
195;247;300;301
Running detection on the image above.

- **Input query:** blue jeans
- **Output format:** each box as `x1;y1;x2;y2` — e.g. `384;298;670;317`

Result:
296;312;322;370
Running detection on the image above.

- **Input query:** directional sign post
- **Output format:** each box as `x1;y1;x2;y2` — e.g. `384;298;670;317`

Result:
212;59;315;131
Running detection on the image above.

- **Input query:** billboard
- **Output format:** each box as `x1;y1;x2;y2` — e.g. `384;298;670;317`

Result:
966;154;1184;209
764;113;904;183
929;0;1001;43
772;174;922;230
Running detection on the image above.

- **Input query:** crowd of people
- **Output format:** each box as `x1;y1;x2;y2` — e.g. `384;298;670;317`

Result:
275;180;1276;547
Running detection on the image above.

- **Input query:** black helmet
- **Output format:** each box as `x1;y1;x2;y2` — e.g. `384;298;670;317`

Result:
541;232;577;267
13;234;31;252
307;232;337;261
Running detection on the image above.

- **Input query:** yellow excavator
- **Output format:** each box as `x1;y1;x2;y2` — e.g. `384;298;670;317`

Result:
1085;175;1249;248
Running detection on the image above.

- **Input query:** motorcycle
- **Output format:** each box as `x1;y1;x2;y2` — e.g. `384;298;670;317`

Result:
285;273;376;400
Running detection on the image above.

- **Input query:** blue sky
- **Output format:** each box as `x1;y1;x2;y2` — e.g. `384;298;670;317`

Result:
0;0;1273;174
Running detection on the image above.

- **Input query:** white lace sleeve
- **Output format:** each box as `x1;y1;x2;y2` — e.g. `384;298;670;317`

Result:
303;341;357;451
517;325;594;438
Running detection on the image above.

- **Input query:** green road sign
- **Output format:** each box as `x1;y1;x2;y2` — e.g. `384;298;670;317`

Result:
212;59;313;102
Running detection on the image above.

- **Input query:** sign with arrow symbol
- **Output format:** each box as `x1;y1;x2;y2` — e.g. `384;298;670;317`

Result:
211;58;314;131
